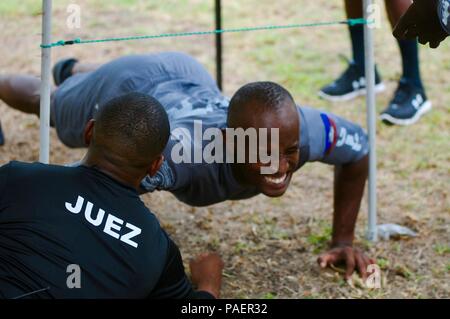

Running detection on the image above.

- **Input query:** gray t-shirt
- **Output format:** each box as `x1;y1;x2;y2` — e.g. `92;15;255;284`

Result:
54;52;369;206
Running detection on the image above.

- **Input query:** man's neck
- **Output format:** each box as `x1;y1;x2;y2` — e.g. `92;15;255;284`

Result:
81;152;142;190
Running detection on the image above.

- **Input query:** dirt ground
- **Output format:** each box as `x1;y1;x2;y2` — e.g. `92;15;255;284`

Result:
0;0;448;298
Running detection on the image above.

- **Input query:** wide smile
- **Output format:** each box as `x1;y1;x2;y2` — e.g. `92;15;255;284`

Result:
263;173;288;186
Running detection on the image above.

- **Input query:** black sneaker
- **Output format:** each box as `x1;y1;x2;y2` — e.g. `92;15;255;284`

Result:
52;58;78;86
0;121;4;146
319;61;385;102
380;80;432;126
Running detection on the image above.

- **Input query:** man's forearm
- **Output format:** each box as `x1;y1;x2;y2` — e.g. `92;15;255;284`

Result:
187;289;216;299
332;154;368;246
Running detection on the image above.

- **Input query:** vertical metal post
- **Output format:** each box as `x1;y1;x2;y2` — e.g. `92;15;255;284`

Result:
363;0;378;241
215;0;223;91
39;0;52;164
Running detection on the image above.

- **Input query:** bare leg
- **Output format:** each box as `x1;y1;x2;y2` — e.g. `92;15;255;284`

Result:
385;0;423;89
385;0;412;28
344;0;365;69
345;0;412;28
345;0;363;18
0;75;48;116
0;60;99;114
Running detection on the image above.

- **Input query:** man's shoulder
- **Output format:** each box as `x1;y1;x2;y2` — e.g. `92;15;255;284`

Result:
1;161;83;184
3;160;72;174
134;200;159;223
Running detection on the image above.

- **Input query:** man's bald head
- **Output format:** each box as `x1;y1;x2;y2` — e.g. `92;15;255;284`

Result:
226;82;300;198
91;92;170;170
227;81;297;128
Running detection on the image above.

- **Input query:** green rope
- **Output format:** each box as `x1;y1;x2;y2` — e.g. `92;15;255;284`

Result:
41;18;369;49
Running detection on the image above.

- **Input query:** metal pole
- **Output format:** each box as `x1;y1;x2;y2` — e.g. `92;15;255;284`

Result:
215;0;223;91
39;0;52;164
363;0;377;241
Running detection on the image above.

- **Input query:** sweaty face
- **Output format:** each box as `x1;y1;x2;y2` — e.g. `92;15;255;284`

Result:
230;101;300;197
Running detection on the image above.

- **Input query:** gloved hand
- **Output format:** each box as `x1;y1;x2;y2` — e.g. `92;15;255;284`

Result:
393;0;449;48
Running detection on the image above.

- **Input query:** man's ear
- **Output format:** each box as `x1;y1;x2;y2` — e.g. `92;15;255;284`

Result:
147;155;164;177
83;119;95;146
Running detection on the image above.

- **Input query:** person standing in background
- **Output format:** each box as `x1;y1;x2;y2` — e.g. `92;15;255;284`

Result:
319;0;431;126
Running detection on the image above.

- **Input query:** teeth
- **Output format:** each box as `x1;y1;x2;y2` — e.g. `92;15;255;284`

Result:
264;174;287;185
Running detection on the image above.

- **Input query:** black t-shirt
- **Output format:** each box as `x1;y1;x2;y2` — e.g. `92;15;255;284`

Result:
0;161;209;299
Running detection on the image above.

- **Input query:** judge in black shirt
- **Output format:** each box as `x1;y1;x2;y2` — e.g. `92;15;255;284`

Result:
0;92;223;299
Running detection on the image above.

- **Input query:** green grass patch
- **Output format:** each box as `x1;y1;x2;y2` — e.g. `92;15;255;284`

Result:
434;244;450;255
261;292;277;299
376;258;390;270
307;226;332;253
0;1;41;16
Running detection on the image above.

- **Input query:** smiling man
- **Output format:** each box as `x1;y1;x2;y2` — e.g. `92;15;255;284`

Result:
0;52;374;279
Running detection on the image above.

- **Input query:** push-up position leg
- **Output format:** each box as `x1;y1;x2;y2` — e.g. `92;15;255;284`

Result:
0;74;45;116
52;58;100;86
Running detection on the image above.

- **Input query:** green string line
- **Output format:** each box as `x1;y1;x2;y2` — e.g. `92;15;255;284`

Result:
41;18;369;49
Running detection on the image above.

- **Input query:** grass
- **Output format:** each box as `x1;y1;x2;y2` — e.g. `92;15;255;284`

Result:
376;258;390;270
307;225;332;254
0;1;40;16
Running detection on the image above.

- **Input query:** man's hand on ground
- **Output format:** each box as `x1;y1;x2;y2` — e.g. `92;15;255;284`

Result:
317;245;375;280
190;252;224;298
393;0;448;48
